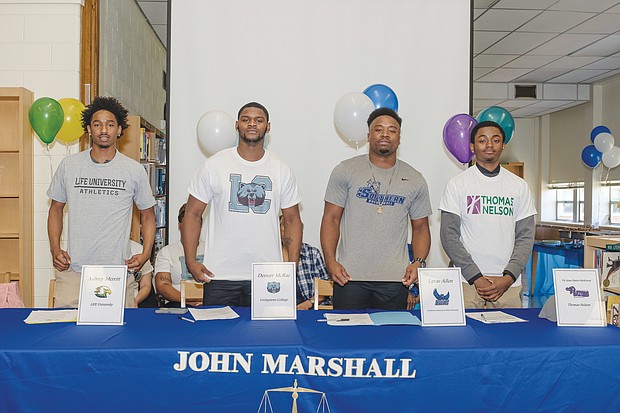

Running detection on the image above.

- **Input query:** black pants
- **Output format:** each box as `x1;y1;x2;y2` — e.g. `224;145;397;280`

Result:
203;280;251;307
333;281;408;310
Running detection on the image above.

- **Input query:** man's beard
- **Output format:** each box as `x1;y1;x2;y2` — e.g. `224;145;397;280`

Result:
239;131;265;145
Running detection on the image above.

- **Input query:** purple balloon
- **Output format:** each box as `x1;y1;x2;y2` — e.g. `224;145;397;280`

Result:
443;114;477;164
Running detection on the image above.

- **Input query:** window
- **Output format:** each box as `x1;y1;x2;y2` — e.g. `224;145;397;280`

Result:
549;184;584;223
609;185;620;224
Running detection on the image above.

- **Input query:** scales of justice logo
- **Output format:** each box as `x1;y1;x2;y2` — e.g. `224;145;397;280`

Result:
258;379;331;413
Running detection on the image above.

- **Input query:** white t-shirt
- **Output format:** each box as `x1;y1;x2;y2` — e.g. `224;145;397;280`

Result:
187;147;301;280
439;166;537;285
154;241;204;293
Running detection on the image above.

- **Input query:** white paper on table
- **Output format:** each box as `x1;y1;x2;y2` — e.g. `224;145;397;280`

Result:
323;313;374;326
189;306;240;321
466;311;528;324
24;310;78;324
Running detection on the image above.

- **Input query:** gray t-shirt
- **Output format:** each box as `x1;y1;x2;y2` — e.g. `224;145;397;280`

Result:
47;150;156;272
324;155;432;282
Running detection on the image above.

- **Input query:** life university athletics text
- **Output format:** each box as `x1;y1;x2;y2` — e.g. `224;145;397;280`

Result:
174;352;416;379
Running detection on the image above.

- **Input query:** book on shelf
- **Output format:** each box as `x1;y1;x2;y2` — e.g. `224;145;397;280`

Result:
155;198;166;228
594;250;620;288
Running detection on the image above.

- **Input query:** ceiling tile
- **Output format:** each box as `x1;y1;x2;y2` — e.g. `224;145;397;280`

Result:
484;32;556;54
572;34;620;56
474;54;519;67
138;2;167;25
579;69;620;83
608;4;620;13
549;0;620;13
498;99;540;108
475;9;541;31
569;13;620;34
493;0;558;9
514;68;573;82
518;11;595;33
474;31;510;54
474;0;498;8
504;55;559;68
473;67;495;80
529;33;605;55
473;9;486;19
544;56;601;69
548;69;609;83
477;68;534;82
582;56;620;69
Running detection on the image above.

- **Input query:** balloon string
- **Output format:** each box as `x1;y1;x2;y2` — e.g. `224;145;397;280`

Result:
46;145;53;181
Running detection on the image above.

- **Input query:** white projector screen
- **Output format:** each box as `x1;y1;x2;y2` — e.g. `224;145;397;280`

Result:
169;0;471;266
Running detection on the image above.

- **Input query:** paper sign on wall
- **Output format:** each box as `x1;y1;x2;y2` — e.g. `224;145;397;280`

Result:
251;262;296;320
553;268;605;327
418;267;466;326
77;265;127;325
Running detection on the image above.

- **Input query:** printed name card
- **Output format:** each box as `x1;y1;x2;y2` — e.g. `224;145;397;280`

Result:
418;268;466;326
251;262;296;320
77;265;127;325
553;268;606;327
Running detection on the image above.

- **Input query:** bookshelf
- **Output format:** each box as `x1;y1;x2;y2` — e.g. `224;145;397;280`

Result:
118;116;167;260
0;87;34;306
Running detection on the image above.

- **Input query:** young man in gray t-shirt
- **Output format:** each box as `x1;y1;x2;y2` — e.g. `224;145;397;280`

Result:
47;97;156;308
321;108;432;310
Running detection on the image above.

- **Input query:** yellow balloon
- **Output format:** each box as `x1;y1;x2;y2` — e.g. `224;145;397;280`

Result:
56;98;86;144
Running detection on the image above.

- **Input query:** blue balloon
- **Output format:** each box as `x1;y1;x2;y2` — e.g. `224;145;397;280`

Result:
590;125;612;143
363;84;399;111
476;106;515;144
581;145;602;168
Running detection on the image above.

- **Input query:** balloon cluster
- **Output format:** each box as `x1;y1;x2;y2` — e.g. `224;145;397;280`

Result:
28;97;86;146
333;84;398;144
442;106;515;164
582;126;618;169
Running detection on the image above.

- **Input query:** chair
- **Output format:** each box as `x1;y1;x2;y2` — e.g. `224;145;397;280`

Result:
180;279;203;308
0;273;11;284
314;278;333;310
48;278;56;308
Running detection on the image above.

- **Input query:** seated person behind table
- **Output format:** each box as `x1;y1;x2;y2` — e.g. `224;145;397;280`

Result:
279;215;331;310
129;239;157;307
155;204;204;307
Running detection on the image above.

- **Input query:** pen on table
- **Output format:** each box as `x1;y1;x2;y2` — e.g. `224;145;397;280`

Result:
480;313;487;322
178;316;195;323
316;318;350;322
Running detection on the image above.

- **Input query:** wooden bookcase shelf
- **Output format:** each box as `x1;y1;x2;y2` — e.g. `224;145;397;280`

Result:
0;87;33;306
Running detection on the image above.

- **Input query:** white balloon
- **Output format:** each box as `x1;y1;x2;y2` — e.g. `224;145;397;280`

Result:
602;146;620;169
196;110;236;155
333;92;374;143
594;132;615;153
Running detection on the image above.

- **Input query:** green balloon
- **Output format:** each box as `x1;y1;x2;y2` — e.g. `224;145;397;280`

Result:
29;97;64;145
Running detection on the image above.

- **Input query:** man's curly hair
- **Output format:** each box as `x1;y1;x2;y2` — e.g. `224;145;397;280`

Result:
81;96;130;137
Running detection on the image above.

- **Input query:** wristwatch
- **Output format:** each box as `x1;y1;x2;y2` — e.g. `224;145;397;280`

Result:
412;257;426;268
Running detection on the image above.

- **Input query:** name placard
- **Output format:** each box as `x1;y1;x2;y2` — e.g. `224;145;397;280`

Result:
418;268;466;326
553;268;606;327
251;262;296;320
77;265;127;325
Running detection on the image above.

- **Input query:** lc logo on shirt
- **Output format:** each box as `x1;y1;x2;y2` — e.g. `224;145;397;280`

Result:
229;174;272;214
466;195;514;216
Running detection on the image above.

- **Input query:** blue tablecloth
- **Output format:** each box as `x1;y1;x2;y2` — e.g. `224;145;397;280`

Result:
1;307;619;412
527;243;584;296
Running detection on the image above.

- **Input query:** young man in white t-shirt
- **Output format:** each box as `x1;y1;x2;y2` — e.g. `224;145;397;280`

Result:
181;102;302;306
439;121;536;308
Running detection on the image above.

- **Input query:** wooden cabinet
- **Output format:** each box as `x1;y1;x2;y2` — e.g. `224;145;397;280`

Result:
501;162;524;178
118;116;167;259
0;87;33;306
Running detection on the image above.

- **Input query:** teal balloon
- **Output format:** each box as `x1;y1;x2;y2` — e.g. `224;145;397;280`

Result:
476;106;515;144
29;97;64;145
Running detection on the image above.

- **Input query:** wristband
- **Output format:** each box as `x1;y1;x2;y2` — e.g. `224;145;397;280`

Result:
412;257;426;268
